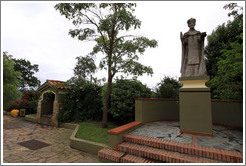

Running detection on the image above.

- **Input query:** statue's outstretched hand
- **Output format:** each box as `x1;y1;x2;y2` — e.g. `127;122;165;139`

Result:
180;32;183;40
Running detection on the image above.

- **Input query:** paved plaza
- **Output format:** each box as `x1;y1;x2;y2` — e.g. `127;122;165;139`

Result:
3;114;243;163
130;121;243;153
3;114;100;163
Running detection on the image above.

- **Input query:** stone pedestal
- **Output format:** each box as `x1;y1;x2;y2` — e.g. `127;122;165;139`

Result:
179;76;213;136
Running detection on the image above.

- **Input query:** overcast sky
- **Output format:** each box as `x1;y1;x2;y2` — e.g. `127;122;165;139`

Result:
2;1;244;89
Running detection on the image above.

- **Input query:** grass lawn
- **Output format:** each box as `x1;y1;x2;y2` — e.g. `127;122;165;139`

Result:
27;114;37;118
75;122;118;145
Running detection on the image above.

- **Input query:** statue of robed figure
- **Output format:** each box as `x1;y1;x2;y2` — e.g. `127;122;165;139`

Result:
179;18;212;136
180;18;207;77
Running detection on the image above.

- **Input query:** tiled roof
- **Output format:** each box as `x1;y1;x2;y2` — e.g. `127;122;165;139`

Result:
47;80;71;90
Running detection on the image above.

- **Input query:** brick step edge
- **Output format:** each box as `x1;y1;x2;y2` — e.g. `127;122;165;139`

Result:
98;148;124;163
98;148;157;163
118;142;223;163
123;134;243;163
121;154;157;163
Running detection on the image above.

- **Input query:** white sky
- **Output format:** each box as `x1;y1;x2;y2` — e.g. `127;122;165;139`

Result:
1;1;244;89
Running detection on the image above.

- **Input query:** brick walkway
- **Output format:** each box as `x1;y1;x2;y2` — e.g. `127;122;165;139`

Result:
3;114;100;163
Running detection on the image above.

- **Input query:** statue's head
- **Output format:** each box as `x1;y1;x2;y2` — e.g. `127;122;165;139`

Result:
187;18;196;29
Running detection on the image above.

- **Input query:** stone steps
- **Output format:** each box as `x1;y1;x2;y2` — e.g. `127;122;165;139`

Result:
98;134;243;163
40;116;53;126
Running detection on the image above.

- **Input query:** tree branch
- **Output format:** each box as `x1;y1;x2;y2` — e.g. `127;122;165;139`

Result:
81;12;109;52
86;8;102;20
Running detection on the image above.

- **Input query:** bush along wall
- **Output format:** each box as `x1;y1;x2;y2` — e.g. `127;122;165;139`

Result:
108;79;152;125
7;90;40;114
57;79;102;123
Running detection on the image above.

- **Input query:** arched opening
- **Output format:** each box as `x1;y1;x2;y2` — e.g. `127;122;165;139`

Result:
41;92;55;118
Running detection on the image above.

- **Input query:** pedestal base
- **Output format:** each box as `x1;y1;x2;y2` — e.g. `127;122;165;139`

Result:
179;76;213;136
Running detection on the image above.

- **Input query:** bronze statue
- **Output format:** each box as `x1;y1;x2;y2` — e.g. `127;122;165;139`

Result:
180;18;207;77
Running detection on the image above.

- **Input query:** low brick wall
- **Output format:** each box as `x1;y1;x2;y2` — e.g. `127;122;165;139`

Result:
107;121;143;148
135;98;243;128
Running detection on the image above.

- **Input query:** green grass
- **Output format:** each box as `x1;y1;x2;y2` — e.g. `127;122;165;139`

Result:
75;122;118;145
28;114;37;118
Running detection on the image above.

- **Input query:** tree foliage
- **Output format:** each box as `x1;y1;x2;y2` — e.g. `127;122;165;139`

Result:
73;55;97;82
55;3;158;127
155;76;181;99
209;33;243;100
205;3;243;100
223;3;243;18
12;58;41;92
57;78;102;123
3;52;21;109
205;13;243;78
107;79;152;125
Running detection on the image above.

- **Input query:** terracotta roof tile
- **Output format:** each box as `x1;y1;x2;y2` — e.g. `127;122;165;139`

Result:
46;79;71;90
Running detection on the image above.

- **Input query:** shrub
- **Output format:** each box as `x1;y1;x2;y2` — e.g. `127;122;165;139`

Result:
57;78;103;123
7;90;40;114
155;76;181;99
108;79;152;125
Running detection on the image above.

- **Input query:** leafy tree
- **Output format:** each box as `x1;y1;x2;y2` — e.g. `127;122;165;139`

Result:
205;3;243;99
57;78;102;123
55;3;158;127
209;33;243;100
107;79;152;125
3;52;21;109
223;3;243;18
155;76;181;99
12;58;41;92
205;13;243;78
73;55;97;82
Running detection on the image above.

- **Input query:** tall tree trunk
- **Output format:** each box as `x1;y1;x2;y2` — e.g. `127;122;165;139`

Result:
101;75;112;128
101;8;116;128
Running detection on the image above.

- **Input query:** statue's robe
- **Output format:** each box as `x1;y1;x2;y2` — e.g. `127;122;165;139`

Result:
180;30;207;77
